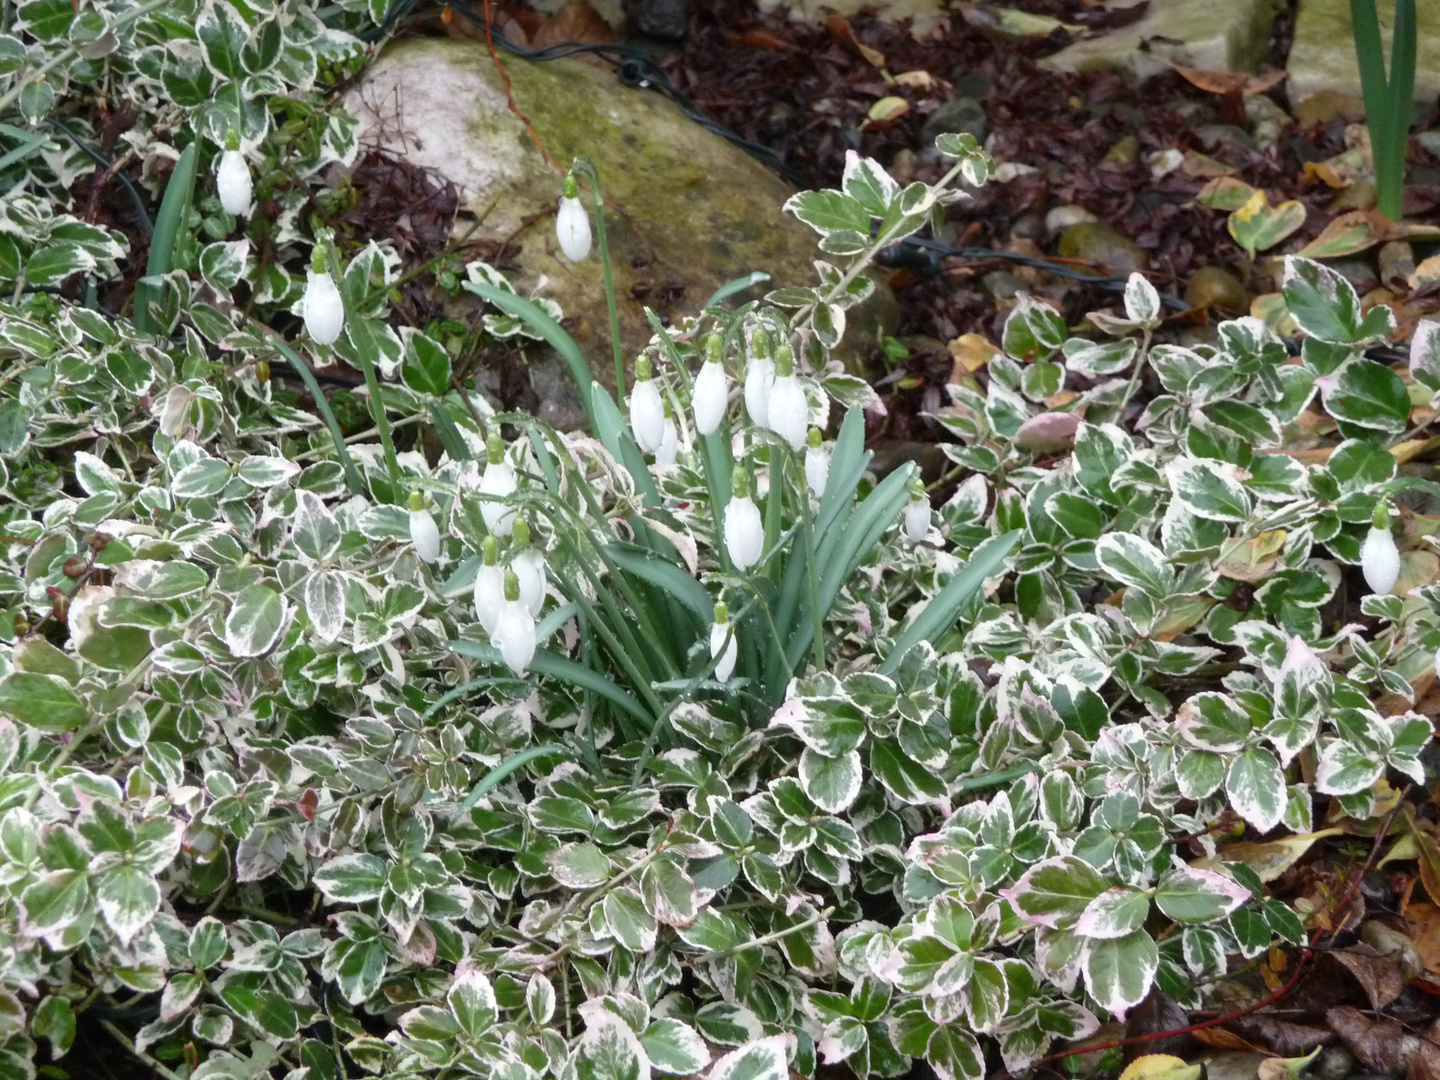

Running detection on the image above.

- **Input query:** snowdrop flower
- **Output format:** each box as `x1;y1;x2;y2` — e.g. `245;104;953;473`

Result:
479;432;517;537
693;333;728;435
724;469;763;571
804;427;829;498
556;172;592;263
510;518;546;617
709;602;737;682
473;535;505;633
216;129;252;218
1361;509;1400;595
903;478;931;544
303;247;345;346
630;355;665;454
408;491;441;563
744;326;774;429
655;397;679;466
768;343;808;450
493;570;537;675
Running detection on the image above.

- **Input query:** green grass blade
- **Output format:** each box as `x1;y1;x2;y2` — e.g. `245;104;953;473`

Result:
0;129;54;171
603;542;712;626
879;530;1022;676
134;141;198;336
271;339;366;497
451;639;653;728
429;400;470;463
591;382;662;508
462;280;598;432
706;272;771;309
420;675;526;724
460;745;572;811
1383;0;1417;221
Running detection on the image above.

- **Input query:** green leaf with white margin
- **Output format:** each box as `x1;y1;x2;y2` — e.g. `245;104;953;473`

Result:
527;973;556;1026
1094;533;1174;599
869;738;946;804
447;968;498;1039
1167;457;1252;522
1320;359;1411;434
189;916;228;968
224;584;289;658
198;238;249;294
605;886;657;952
799;748;862;814
1123;273;1161;327
304;570;346;644
1227;747;1286;832
1175;749;1226;800
0;672;87;732
642;1019;709;1076
1000;855;1111;929
291;490;342;563
313;853;388;902
94;865;160;945
641;859;698;927
926;1025;985;1080
1074;887;1150;940
784;190;873;236
19;869;90;936
769;695;867;756
171;456;231;498
547;842;611;888
1281;256;1396;344
576;1001;651;1080
1175;692;1252;752
708;1034;792;1080
236;455;300;488
1003;294;1066;360
1153;867;1250;924
1314;740;1384;795
1082;929;1158;1018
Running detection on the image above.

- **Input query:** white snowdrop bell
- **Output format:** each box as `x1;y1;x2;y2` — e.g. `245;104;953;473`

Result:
1361;524;1400;596
408;493;440;563
630;356;665;454
725;472;763;570
804;428;828;498
768;345;808;450
693;334;728;436
303;264;345;346
903;488;931;544
216;149;252;217
493;570;537;675
710;603;737;682
479;433;517;537
556;173;592;262
473;536;505;633
510;519;546;617
655;412;679;466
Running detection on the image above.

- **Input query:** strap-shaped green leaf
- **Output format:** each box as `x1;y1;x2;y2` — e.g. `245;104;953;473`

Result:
134;141;198;336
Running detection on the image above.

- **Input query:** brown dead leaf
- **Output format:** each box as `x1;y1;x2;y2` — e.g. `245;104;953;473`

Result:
824;15;886;68
1327;1007;1407;1072
1189;1027;1261;1052
1302;161;1347;189
1409;904;1440;974
530;0;616;49
1323;944;1405;1009
1174;65;1287;96
1181;151;1240;179
1226;1017;1334;1057
1191;829;1342;882
893;70;937;92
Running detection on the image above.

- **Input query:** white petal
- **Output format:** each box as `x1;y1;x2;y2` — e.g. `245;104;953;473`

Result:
479;460;517;537
474;563;505;633
514;548;546;616
303;270;345;346
630;380;665;453
693;361;728;435
709;621;737;682
768;375;808;450
216;150;252;217
903;498;931;544
1360;526;1400;595
556;196;592;262
409;509;441;563
655;417;678;465
494;600;537;674
724;495;763;570
744;358;773;428
805;446;829;498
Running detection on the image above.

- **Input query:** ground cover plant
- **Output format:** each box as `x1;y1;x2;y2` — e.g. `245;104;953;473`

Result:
1;3;1440;1080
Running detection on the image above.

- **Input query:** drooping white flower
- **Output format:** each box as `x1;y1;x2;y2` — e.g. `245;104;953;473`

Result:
408;491;440;563
903;480;931;544
804;427;829;498
1361;523;1400;595
493;570;537;675
216;137;252;218
655;407;679;466
725;470;763;570
709;602;737;682
303;249;345;346
510;519;546;617
473;535;505;633
768;344;808;450
556;173;592;263
630;356;665;454
744;326;774;428
693;333;729;436
479;433;517;537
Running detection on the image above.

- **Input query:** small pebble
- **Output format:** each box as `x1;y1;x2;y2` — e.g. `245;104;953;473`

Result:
1045;204;1099;235
1185;266;1249;312
1313;1048;1355;1080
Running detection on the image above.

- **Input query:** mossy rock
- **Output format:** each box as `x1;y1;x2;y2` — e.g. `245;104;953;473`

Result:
345;37;887;430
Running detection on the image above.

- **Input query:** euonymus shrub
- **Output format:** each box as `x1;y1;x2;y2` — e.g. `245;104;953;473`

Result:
1;3;1437;1079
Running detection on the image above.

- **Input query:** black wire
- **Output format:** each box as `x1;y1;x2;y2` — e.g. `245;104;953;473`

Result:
47;118;154;236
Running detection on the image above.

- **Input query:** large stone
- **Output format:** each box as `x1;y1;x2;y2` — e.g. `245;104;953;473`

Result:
1041;0;1283;80
343;37;842;430
1287;0;1440;124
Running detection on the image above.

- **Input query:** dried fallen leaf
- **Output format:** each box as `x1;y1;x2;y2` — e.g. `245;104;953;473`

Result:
1191;829;1342;881
892;70;937;91
864;96;910;127
1174;65;1287;97
1198;177;1257;212
1296;211;1440;260
824;14;886;68
1324;944;1405;1010
1217;529;1288;582
948;332;1000;376
1117;1055;1200;1080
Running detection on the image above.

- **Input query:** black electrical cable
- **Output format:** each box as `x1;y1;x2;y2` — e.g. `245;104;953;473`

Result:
48;117;154;237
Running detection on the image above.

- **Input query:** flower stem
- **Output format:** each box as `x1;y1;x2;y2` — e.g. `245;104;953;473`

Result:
574;158;624;395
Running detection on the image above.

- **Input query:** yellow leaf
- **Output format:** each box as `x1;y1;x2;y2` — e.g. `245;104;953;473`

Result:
1118;1055;1201;1080
1192;829;1343;882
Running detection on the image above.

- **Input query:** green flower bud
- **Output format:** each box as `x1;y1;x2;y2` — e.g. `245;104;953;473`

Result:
504;568;521;603
563;172;579;200
482;534;499;566
807;426;823;449
408;490;425;511
486;432;504;466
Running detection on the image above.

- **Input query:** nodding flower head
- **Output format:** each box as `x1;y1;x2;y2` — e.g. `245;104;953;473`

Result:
709;601;737;682
1361;507;1400;596
473;534;504;632
744;326;775;429
479;433;517;537
724;468;763;570
302;250;345;346
693;333;728;436
903;476;931;544
556;172;592;263
804;427;829;498
630;355;665;454
408;491;441;563
216;129;252;218
494;569;537;674
768;344;808;450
